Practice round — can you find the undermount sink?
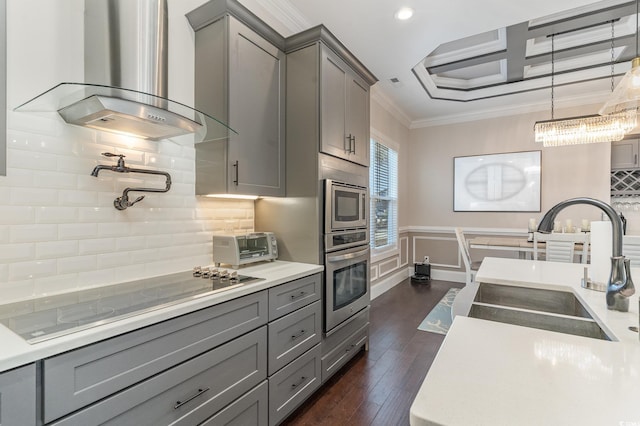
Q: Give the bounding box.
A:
[473,283,592,319]
[468,283,611,341]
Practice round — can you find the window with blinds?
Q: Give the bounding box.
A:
[369,138,398,252]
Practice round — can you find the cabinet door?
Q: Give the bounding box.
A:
[347,75,370,166]
[0,364,36,426]
[320,47,349,160]
[228,18,285,196]
[611,139,639,169]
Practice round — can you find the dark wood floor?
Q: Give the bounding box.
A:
[282,278,462,426]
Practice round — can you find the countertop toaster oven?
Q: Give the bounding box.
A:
[212,232,278,268]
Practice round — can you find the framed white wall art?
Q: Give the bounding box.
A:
[454,150,541,212]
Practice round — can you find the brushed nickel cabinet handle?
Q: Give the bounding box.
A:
[233,160,239,185]
[290,291,306,300]
[291,329,306,341]
[291,376,306,390]
[174,387,210,410]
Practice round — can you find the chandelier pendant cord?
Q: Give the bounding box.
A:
[611,20,615,94]
[551,34,555,120]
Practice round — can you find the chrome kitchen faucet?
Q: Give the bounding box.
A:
[91,152,172,210]
[537,197,635,312]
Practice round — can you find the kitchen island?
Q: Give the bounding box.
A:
[410,257,640,425]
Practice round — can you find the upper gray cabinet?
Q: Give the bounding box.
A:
[188,3,285,197]
[321,46,370,167]
[611,138,640,170]
[286,26,377,168]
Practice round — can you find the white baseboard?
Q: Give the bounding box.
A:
[431,269,466,283]
[370,268,410,300]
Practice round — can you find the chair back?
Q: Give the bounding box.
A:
[623,235,640,267]
[533,232,589,263]
[454,227,472,272]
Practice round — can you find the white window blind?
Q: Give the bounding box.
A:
[369,138,398,252]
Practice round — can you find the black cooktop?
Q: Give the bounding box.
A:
[0,270,263,344]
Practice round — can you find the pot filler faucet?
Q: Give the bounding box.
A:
[537,197,635,312]
[91,152,172,210]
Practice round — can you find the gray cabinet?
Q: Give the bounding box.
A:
[321,306,369,383]
[190,11,285,197]
[50,327,267,426]
[0,364,36,426]
[268,300,321,375]
[268,344,321,426]
[268,273,321,320]
[200,381,268,426]
[43,290,268,423]
[321,45,370,166]
[612,139,640,169]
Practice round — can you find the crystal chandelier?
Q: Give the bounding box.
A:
[535,24,636,147]
[534,111,637,147]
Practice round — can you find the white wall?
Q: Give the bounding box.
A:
[0,0,256,302]
[406,103,612,229]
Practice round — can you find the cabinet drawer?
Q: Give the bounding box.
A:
[322,306,369,356]
[268,300,321,375]
[322,322,368,383]
[269,344,321,426]
[201,381,268,426]
[51,327,267,426]
[0,363,36,426]
[43,290,268,423]
[268,273,321,320]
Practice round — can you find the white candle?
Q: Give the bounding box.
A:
[582,219,589,231]
[566,219,573,232]
[528,218,536,232]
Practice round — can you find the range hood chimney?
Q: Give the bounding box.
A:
[15,0,234,142]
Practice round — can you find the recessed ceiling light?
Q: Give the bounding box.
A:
[395,7,414,21]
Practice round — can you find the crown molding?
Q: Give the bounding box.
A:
[409,90,610,129]
[255,0,310,34]
[371,86,412,129]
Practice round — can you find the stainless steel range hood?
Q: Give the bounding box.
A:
[15,0,235,142]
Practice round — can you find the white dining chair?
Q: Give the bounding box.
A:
[623,235,640,267]
[454,228,483,286]
[533,232,590,263]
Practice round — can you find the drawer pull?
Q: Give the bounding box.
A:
[291,329,306,341]
[291,376,306,390]
[174,387,210,410]
[345,344,356,353]
[290,291,306,300]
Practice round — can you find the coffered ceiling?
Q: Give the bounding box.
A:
[263,0,638,127]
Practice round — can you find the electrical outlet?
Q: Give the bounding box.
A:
[423,256,430,264]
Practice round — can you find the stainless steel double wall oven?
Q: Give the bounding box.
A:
[323,179,370,332]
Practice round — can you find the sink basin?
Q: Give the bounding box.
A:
[468,304,610,340]
[468,283,612,341]
[474,283,592,319]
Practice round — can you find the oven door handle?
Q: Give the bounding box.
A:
[327,248,369,262]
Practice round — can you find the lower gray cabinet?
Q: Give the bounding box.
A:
[43,290,267,423]
[50,327,267,426]
[268,344,321,426]
[201,381,268,426]
[268,300,321,375]
[321,307,369,383]
[0,363,36,426]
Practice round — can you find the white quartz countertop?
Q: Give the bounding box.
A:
[0,261,323,372]
[410,257,640,426]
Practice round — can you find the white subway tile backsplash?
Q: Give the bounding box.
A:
[9,259,57,281]
[0,243,35,262]
[97,222,132,238]
[79,238,116,255]
[0,206,35,224]
[33,273,79,296]
[36,207,79,224]
[0,279,35,303]
[58,223,98,240]
[2,124,255,298]
[57,255,97,274]
[10,224,58,243]
[36,241,79,259]
[10,187,59,206]
[58,190,99,207]
[115,236,147,251]
[97,251,133,269]
[34,171,78,189]
[9,150,59,172]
